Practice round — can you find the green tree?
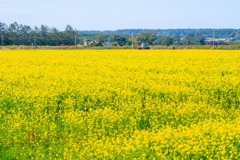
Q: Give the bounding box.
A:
[109,35,126,46]
[172,36,181,45]
[0,22,7,33]
[18,24,32,45]
[162,37,173,46]
[194,34,206,45]
[38,25,50,45]
[137,31,157,45]
[125,38,132,46]
[7,22,20,45]
[48,27,61,46]
[95,34,105,46]
[64,25,77,45]
[0,22,7,45]
[183,34,194,45]
[235,31,240,40]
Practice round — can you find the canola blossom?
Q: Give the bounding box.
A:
[0,50,239,159]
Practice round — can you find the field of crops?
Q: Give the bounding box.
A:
[0,50,239,159]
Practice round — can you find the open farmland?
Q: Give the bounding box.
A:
[0,50,240,159]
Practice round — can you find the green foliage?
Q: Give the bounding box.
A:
[109,34,126,46]
[182,34,206,45]
[95,34,105,46]
[1,21,240,47]
[135,31,157,45]
[1,22,77,46]
[161,37,173,46]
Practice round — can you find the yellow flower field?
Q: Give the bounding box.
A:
[0,50,239,159]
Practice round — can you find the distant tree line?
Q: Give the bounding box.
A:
[1,21,240,46]
[79,29,240,39]
[0,22,77,46]
[82,32,206,46]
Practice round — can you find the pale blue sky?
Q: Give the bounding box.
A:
[1,0,239,30]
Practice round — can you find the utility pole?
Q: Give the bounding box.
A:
[131,33,134,49]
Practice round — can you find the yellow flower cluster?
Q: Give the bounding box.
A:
[0,49,239,159]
